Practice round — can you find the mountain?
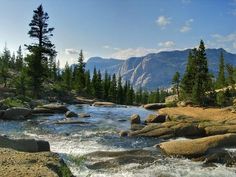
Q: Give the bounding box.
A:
[86,49,236,90]
[86,57,124,75]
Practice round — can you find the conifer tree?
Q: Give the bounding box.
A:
[76,50,86,93]
[15,46,24,71]
[216,52,226,89]
[181,51,196,97]
[117,76,123,104]
[25,5,56,97]
[192,40,211,105]
[84,70,92,95]
[172,71,180,99]
[226,63,235,89]
[62,62,72,91]
[103,71,110,100]
[109,74,117,102]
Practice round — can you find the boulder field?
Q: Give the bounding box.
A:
[125,108,236,165]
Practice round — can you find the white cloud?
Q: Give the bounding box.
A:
[65,48,79,55]
[111,47,159,59]
[155,16,171,29]
[111,45,178,59]
[180,19,194,33]
[210,32,236,52]
[233,42,236,49]
[103,45,110,49]
[158,41,175,48]
[212,33,236,42]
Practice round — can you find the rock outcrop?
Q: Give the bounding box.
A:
[143,103,166,110]
[33,103,68,114]
[92,102,116,107]
[145,114,167,123]
[130,114,141,124]
[0,148,73,177]
[0,107,31,120]
[158,133,236,158]
[0,135,50,152]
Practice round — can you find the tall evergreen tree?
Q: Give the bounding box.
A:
[103,71,110,101]
[192,40,211,105]
[181,51,196,97]
[25,5,56,97]
[76,50,86,93]
[62,62,72,91]
[226,63,235,88]
[109,74,117,102]
[172,71,180,99]
[117,76,123,104]
[15,46,24,71]
[216,52,226,89]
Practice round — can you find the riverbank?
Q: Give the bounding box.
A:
[0,148,73,177]
[158,107,236,121]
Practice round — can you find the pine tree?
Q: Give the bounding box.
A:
[192,40,211,105]
[84,70,91,95]
[14,68,28,96]
[172,71,180,99]
[25,5,56,97]
[0,46,11,87]
[109,74,117,102]
[181,51,196,97]
[15,46,24,71]
[226,63,235,89]
[216,51,226,89]
[62,62,72,91]
[155,88,160,102]
[92,68,98,97]
[117,76,123,104]
[76,50,86,93]
[103,71,110,101]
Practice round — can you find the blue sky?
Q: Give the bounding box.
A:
[0,0,236,66]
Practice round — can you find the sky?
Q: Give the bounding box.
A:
[0,0,236,67]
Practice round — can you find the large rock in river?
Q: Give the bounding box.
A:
[143,103,166,110]
[158,133,236,158]
[92,101,116,107]
[33,103,68,114]
[1,107,31,120]
[65,111,78,118]
[0,135,50,152]
[145,114,167,123]
[130,114,141,124]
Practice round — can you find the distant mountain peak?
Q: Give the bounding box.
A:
[86,48,236,90]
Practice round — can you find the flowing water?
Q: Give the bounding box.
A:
[0,104,236,177]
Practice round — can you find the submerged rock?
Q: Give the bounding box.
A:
[0,135,50,152]
[79,113,91,118]
[55,119,89,125]
[119,130,129,137]
[130,114,141,124]
[65,111,78,118]
[158,133,236,158]
[84,149,161,170]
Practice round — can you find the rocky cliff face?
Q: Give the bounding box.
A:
[86,48,236,90]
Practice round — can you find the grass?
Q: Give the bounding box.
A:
[1,97,25,107]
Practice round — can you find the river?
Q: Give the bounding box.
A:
[0,104,236,177]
